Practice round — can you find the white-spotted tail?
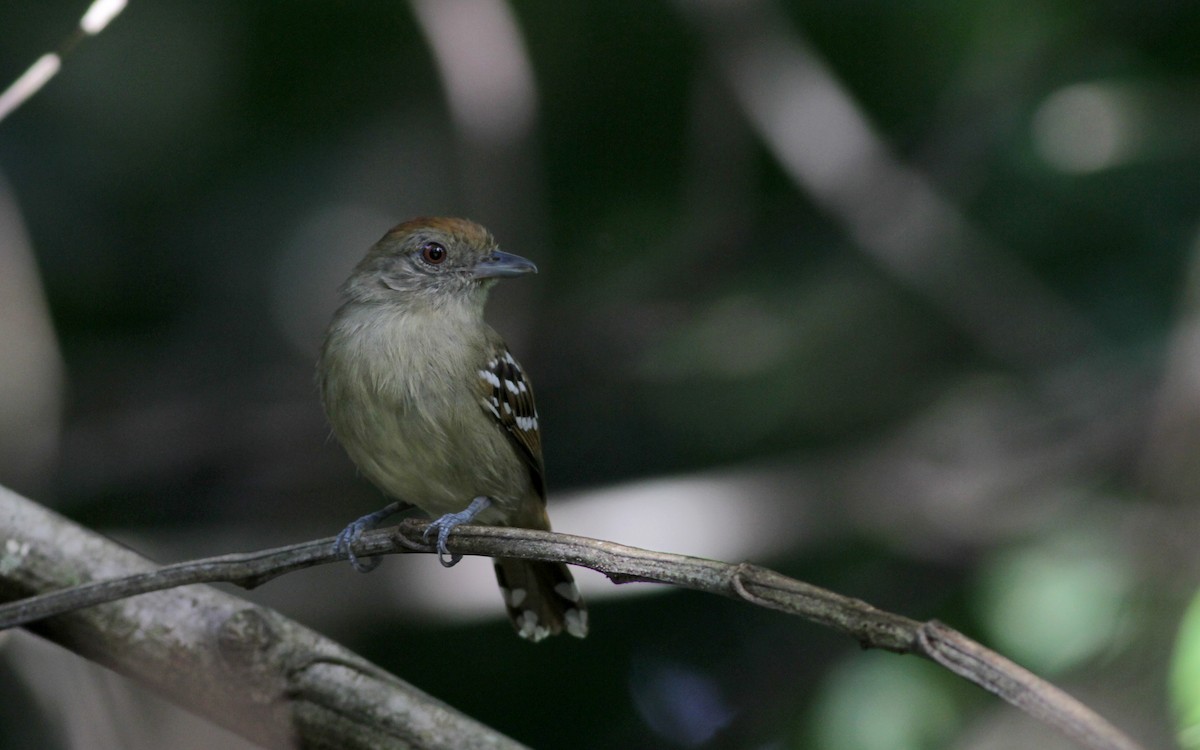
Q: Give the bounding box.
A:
[493,558,587,642]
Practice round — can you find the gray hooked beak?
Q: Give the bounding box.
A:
[472,250,538,279]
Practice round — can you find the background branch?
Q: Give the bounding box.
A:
[0,485,525,750]
[1,487,1145,750]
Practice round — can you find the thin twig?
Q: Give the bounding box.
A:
[0,0,128,124]
[0,535,339,629]
[0,519,1147,750]
[918,623,1144,750]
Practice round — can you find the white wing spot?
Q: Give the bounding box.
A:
[479,370,501,388]
[518,610,550,642]
[504,379,521,395]
[502,402,513,415]
[564,608,588,638]
[554,581,581,603]
[481,398,500,418]
[509,588,527,608]
[515,416,538,431]
[5,539,30,556]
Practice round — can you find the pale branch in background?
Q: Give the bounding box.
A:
[0,486,524,750]
[0,490,1145,750]
[0,0,127,124]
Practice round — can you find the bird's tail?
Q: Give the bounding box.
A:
[493,558,588,642]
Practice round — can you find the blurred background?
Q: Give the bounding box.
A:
[1,1,1199,748]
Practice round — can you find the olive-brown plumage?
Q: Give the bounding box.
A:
[318,217,586,641]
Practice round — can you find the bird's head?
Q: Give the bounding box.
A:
[341,217,537,310]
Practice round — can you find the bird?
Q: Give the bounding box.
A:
[317,216,587,642]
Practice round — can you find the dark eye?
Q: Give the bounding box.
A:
[420,241,447,265]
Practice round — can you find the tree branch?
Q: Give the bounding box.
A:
[1,495,1146,750]
[0,486,526,750]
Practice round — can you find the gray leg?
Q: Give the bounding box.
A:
[333,500,409,572]
[423,496,491,567]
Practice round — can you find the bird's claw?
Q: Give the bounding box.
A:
[333,501,407,573]
[422,521,463,567]
[334,520,383,572]
[423,496,491,568]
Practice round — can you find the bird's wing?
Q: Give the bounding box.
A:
[477,339,546,499]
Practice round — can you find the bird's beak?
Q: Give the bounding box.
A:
[472,250,538,279]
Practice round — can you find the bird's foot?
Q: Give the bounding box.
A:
[423,496,491,567]
[334,501,409,572]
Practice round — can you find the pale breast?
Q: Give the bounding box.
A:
[320,304,533,521]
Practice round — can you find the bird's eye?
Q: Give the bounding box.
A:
[420,242,447,265]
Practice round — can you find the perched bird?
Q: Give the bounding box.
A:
[318,217,587,642]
